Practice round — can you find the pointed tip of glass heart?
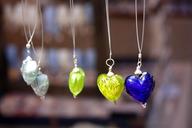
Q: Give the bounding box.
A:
[40,96,45,100]
[113,101,117,105]
[73,95,77,99]
[141,103,147,109]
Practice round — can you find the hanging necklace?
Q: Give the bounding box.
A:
[124,0,155,108]
[97,0,124,103]
[20,0,49,99]
[68,0,85,98]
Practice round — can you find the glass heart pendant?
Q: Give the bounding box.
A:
[20,56,38,85]
[68,67,85,98]
[125,72,155,108]
[31,71,49,99]
[97,71,124,103]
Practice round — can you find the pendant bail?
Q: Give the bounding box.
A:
[106,58,115,76]
[135,53,142,75]
[26,43,31,49]
[73,57,78,67]
[138,53,142,59]
[26,43,31,54]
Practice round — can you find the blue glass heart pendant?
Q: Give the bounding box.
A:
[126,0,155,108]
[125,72,155,108]
[125,53,155,108]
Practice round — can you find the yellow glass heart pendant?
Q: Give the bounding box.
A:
[97,71,124,102]
[68,67,85,98]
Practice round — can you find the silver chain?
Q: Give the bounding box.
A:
[69,0,77,67]
[105,0,112,59]
[135,0,146,54]
[21,0,38,54]
[134,0,146,75]
[21,0,44,66]
[105,0,114,69]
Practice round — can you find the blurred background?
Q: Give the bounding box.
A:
[0,0,192,128]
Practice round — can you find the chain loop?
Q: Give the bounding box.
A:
[106,58,115,68]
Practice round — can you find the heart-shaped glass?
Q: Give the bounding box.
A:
[97,74,124,102]
[125,72,155,106]
[20,56,38,85]
[68,67,85,98]
[31,72,49,99]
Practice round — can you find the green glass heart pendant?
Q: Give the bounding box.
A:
[20,56,38,85]
[68,67,85,98]
[97,72,124,102]
[31,71,49,99]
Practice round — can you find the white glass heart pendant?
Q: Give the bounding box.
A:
[31,72,49,99]
[20,56,38,85]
